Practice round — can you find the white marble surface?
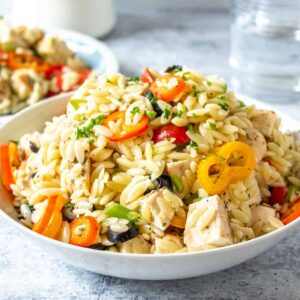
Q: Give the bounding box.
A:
[1,10,300,300]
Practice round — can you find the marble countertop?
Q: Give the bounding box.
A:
[1,10,300,300]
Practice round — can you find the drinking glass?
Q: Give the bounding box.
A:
[230,0,300,102]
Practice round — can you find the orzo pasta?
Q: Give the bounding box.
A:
[2,65,300,254]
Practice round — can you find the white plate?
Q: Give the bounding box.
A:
[0,93,299,280]
[0,27,119,124]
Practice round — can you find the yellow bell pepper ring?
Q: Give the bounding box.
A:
[217,141,256,182]
[197,154,233,195]
[197,141,256,195]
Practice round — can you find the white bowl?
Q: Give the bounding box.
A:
[0,94,299,280]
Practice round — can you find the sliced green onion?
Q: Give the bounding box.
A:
[183,196,203,205]
[170,174,184,193]
[104,203,140,222]
[182,72,191,81]
[70,99,87,110]
[146,111,157,120]
[286,184,299,202]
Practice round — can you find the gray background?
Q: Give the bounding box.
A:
[0,6,300,300]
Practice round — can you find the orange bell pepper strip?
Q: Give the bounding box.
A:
[7,52,49,73]
[140,68,155,84]
[0,143,21,191]
[33,194,69,238]
[103,111,149,141]
[70,216,100,247]
[150,74,186,102]
[32,196,57,234]
[281,199,300,225]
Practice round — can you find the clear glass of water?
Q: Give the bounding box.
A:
[230,0,300,102]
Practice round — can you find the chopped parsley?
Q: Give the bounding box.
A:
[239,100,246,108]
[174,110,183,117]
[191,85,205,97]
[209,122,216,130]
[223,83,227,93]
[76,115,105,139]
[146,111,157,120]
[70,99,87,110]
[190,140,198,148]
[182,72,191,81]
[206,81,212,86]
[218,95,226,101]
[163,107,171,119]
[64,202,74,209]
[126,76,139,83]
[130,106,140,115]
[106,78,113,84]
[218,102,229,111]
[187,124,194,133]
[144,90,157,105]
[165,65,183,74]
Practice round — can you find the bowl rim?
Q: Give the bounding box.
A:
[0,92,300,258]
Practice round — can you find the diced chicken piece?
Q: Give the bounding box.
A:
[154,234,184,254]
[245,172,262,206]
[184,195,233,250]
[118,236,151,254]
[166,160,191,178]
[140,188,183,231]
[252,111,277,138]
[251,205,276,226]
[239,128,267,163]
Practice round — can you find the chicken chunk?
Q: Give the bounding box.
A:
[252,111,277,138]
[140,188,183,231]
[154,234,184,254]
[118,236,151,254]
[251,205,276,226]
[184,195,233,250]
[239,127,267,163]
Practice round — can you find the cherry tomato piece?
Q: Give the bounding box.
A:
[270,186,288,205]
[152,124,190,145]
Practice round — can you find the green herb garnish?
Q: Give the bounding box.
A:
[174,110,183,117]
[144,90,157,105]
[218,102,229,111]
[207,81,212,86]
[131,107,140,115]
[76,115,105,139]
[223,83,227,93]
[64,202,74,209]
[187,124,194,133]
[126,76,139,83]
[209,122,216,130]
[189,140,198,148]
[70,99,87,110]
[239,100,246,108]
[191,85,205,97]
[163,108,171,119]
